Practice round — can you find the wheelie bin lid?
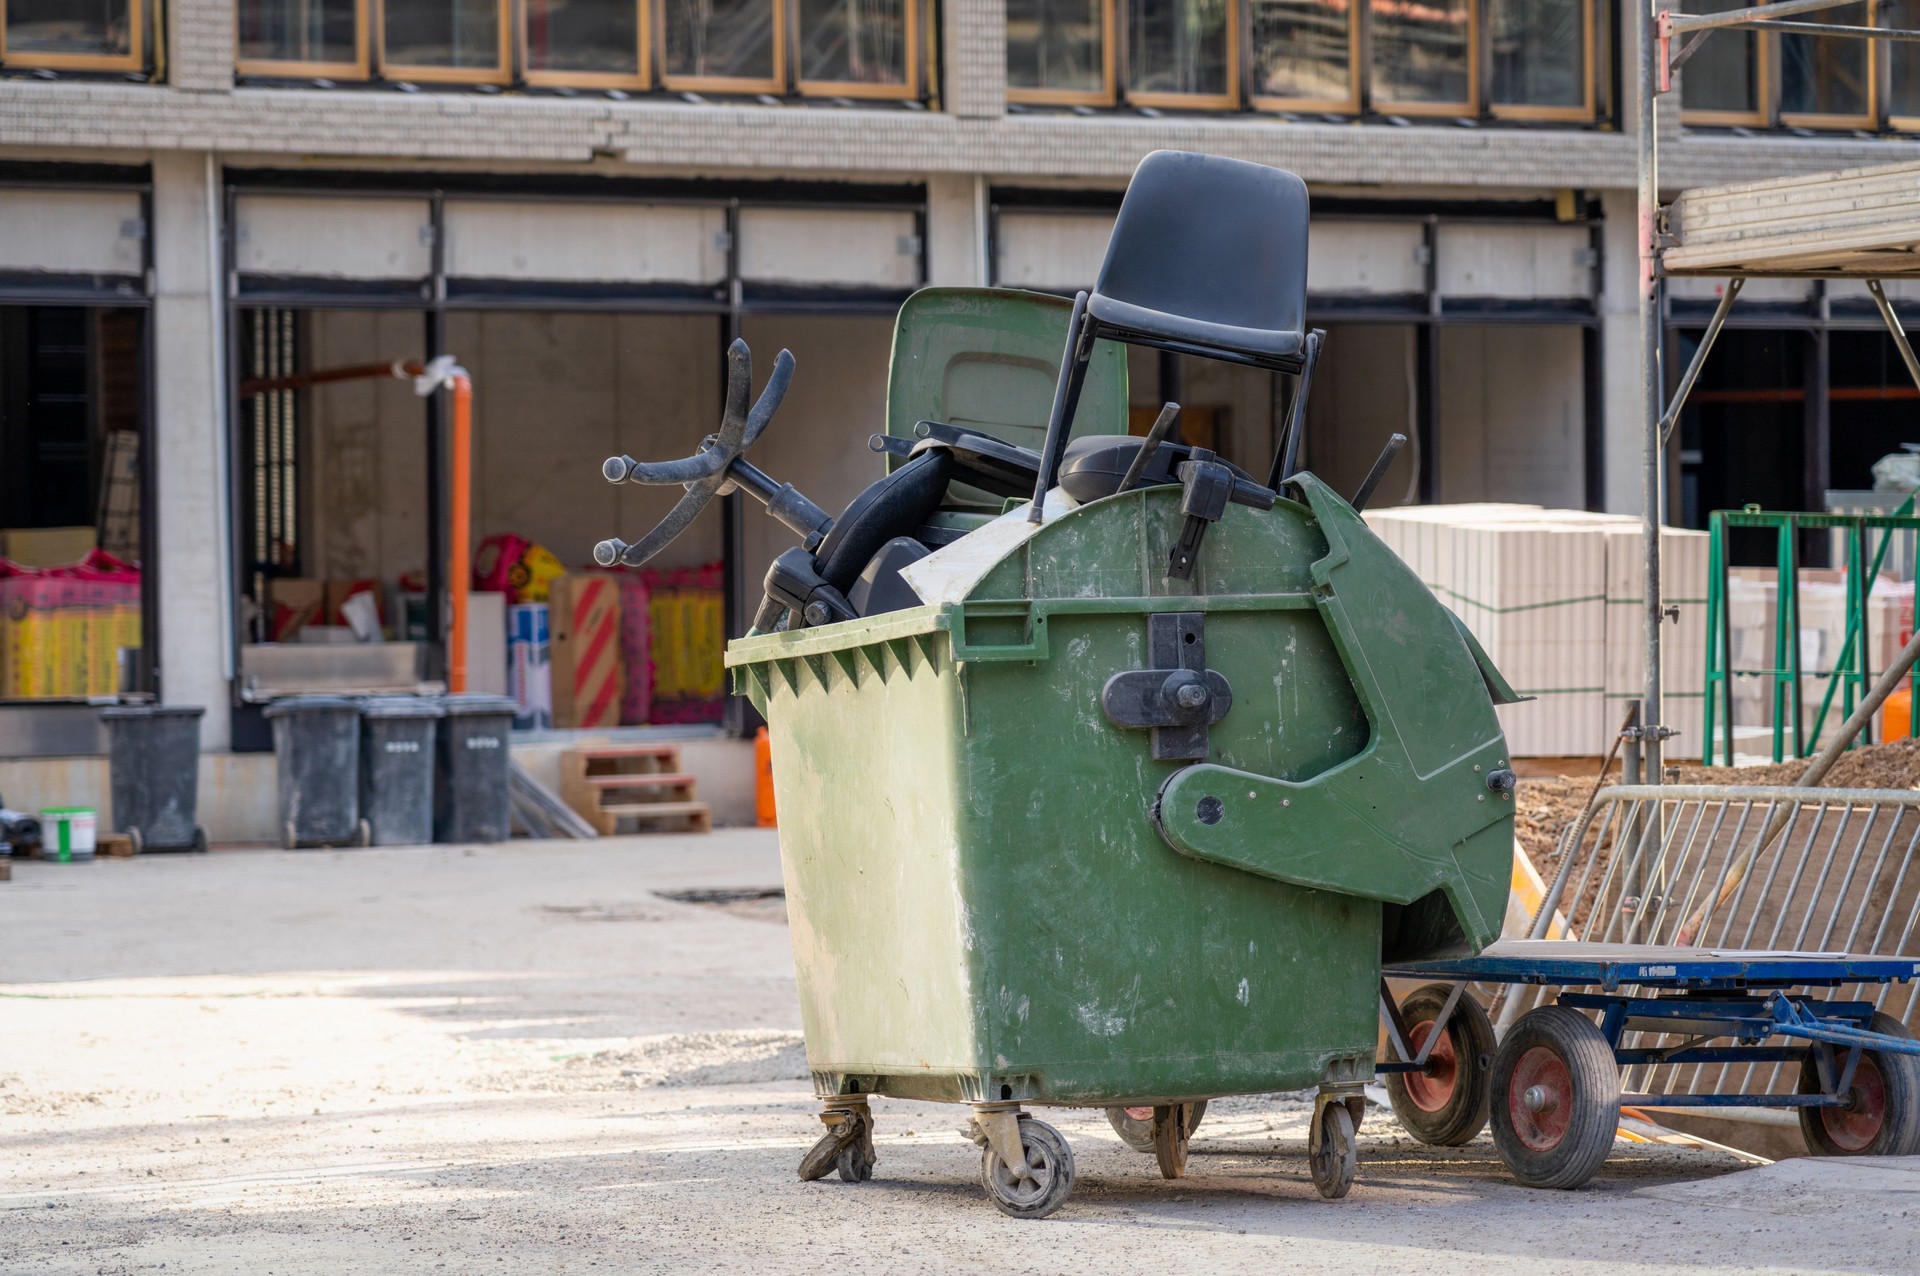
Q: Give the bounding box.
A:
[361,695,444,719]
[263,694,362,718]
[438,694,519,717]
[99,704,206,720]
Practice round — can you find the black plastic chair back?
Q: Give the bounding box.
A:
[1089,150,1309,371]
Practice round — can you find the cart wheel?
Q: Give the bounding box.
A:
[191,827,208,854]
[835,1135,876,1183]
[282,821,298,851]
[1489,1005,1620,1189]
[1798,1011,1920,1158]
[979,1116,1075,1219]
[1385,983,1496,1146]
[357,818,373,848]
[1152,1102,1203,1179]
[1106,1100,1206,1155]
[1309,1098,1358,1200]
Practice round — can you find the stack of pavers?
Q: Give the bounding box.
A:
[1365,505,1707,758]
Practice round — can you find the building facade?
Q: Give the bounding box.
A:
[3,0,1919,756]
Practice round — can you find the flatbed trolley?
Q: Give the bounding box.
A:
[1376,940,1920,1189]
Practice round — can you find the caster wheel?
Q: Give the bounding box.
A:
[979,1116,1075,1219]
[1798,1012,1920,1157]
[191,827,208,855]
[283,821,298,851]
[1385,983,1496,1146]
[1106,1099,1206,1155]
[1489,1005,1620,1189]
[1152,1102,1203,1179]
[1309,1098,1357,1200]
[127,828,144,857]
[835,1137,876,1182]
[357,818,373,848]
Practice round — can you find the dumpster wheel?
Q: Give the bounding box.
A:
[798,1098,875,1183]
[1151,1102,1203,1179]
[1384,983,1495,1147]
[1104,1100,1207,1156]
[1308,1092,1358,1200]
[976,1113,1075,1219]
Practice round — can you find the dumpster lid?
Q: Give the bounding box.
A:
[99,704,206,720]
[263,694,362,718]
[439,694,520,717]
[361,695,445,719]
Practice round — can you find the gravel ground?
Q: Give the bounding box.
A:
[2,834,1915,1275]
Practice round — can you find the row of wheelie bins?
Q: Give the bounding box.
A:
[264,694,517,849]
[101,695,516,852]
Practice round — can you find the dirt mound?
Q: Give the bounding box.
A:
[1515,736,1920,871]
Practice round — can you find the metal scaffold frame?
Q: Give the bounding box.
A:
[1638,0,1920,784]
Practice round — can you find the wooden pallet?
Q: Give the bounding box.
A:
[560,743,712,835]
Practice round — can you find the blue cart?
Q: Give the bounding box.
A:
[1376,939,1920,1188]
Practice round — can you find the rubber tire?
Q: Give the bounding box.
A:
[980,1116,1076,1220]
[1489,1005,1620,1190]
[191,827,208,854]
[1798,1011,1920,1158]
[1385,983,1496,1146]
[1309,1101,1358,1201]
[283,821,298,851]
[835,1137,876,1183]
[1152,1102,1202,1179]
[127,827,144,856]
[1105,1100,1207,1155]
[357,818,373,848]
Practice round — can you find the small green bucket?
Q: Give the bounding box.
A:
[40,807,97,863]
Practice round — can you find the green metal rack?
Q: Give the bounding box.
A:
[1703,501,1920,766]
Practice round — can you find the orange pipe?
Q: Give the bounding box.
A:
[448,373,472,695]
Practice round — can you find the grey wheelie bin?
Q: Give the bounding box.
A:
[434,694,516,844]
[359,697,442,846]
[264,695,368,849]
[100,704,207,853]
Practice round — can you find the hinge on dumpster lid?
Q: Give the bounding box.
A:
[1100,612,1233,760]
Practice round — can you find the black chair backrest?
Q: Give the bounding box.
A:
[1095,151,1309,344]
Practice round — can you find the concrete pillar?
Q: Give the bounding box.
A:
[1599,187,1642,515]
[925,173,989,287]
[168,0,236,93]
[151,152,233,749]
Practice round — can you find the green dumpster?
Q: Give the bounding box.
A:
[595,152,1518,1218]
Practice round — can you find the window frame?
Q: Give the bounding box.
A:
[1006,0,1118,107]
[1776,17,1877,131]
[1678,23,1778,129]
[234,0,371,79]
[1,0,147,73]
[1485,0,1595,123]
[1367,0,1479,118]
[793,0,922,100]
[520,0,649,89]
[376,0,513,84]
[1122,0,1241,110]
[1245,0,1361,115]
[658,0,788,95]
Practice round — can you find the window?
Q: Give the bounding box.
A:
[1779,3,1871,126]
[1371,0,1473,112]
[2,0,144,72]
[1008,0,1597,121]
[524,0,643,86]
[798,0,917,96]
[662,0,782,90]
[1890,0,1920,125]
[380,0,508,81]
[237,0,366,77]
[1127,0,1235,107]
[1248,0,1357,111]
[1488,0,1590,119]
[1007,0,1111,103]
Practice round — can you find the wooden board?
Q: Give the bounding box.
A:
[1664,160,1920,278]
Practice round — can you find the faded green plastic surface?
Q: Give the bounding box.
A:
[728,474,1513,1108]
[885,288,1129,507]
